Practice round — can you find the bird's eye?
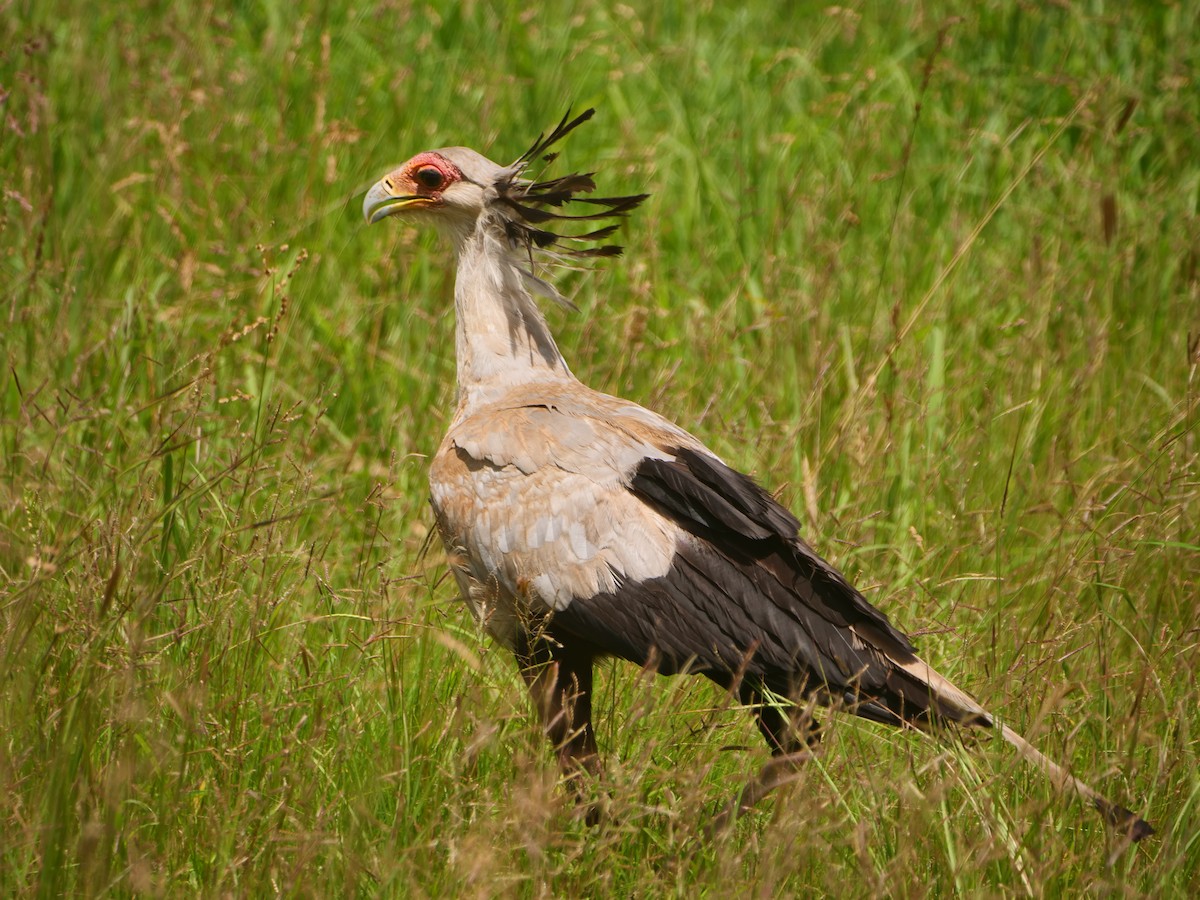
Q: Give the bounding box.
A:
[414,166,445,189]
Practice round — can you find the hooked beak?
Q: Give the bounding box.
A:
[362,178,433,224]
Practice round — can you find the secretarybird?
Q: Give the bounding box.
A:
[362,110,1152,841]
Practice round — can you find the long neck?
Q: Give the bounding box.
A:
[450,220,575,410]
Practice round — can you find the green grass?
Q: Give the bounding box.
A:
[3,0,1198,894]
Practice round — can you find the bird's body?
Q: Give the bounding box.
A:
[432,378,987,726]
[363,110,1152,840]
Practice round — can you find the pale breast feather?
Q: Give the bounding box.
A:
[428,402,682,634]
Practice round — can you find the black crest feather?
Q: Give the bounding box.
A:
[500,108,648,259]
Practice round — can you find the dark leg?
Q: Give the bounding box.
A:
[707,683,821,836]
[740,683,822,756]
[516,637,602,822]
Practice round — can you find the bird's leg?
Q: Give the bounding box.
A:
[516,637,602,822]
[745,684,823,755]
[708,685,820,836]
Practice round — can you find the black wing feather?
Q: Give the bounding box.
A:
[633,449,917,660]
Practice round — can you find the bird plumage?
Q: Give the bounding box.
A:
[363,110,1152,841]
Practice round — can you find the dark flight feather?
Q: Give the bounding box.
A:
[632,449,918,661]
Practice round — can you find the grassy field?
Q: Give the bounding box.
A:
[3,0,1198,894]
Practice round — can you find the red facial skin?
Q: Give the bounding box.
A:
[383,152,463,206]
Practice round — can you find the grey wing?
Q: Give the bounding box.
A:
[547,445,988,727]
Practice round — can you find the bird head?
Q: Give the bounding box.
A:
[362,147,508,236]
[362,109,648,260]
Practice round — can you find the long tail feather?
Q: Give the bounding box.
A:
[998,723,1154,841]
[893,654,1152,840]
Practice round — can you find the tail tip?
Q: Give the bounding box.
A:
[1128,816,1155,843]
[1101,800,1154,842]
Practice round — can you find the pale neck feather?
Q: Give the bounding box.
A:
[448,215,576,413]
